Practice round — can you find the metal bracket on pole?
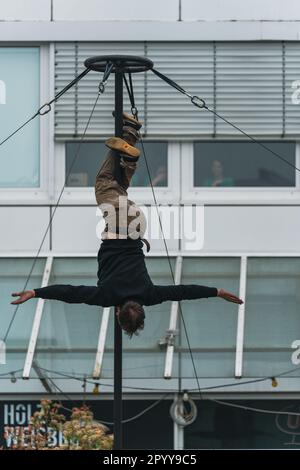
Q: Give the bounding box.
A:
[163,328,179,379]
[23,256,53,379]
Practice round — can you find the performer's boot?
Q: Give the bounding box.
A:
[105,137,140,159]
[112,111,143,130]
[112,111,142,145]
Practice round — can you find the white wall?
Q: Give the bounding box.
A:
[51,206,100,253]
[1,0,300,22]
[1,206,299,254]
[53,0,179,21]
[0,0,51,21]
[201,206,300,253]
[0,207,50,252]
[1,0,300,41]
[182,0,300,21]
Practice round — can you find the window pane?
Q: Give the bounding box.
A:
[0,48,40,188]
[185,400,300,449]
[244,258,300,377]
[66,141,168,188]
[194,141,295,187]
[0,259,45,353]
[132,142,168,187]
[180,258,240,377]
[35,352,97,377]
[37,258,101,349]
[35,258,102,375]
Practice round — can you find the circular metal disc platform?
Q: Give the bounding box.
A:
[84,55,154,73]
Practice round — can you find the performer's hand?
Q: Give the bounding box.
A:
[217,288,243,305]
[11,290,35,305]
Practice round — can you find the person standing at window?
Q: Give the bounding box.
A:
[203,159,235,187]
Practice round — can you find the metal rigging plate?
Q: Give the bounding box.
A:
[84,55,154,73]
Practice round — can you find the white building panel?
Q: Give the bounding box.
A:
[51,206,100,253]
[0,207,50,253]
[197,206,300,253]
[0,0,51,21]
[53,0,179,21]
[143,205,180,253]
[1,20,300,42]
[182,0,300,21]
[51,205,179,253]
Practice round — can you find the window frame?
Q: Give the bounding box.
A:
[55,140,181,205]
[181,140,300,205]
[0,44,51,204]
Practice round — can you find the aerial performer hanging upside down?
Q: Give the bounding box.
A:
[11,113,243,337]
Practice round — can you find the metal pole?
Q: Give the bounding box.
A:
[113,65,123,450]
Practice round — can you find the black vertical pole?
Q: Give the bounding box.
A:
[113,65,123,450]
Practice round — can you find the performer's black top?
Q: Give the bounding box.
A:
[34,239,218,307]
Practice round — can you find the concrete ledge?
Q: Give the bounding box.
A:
[0,20,300,42]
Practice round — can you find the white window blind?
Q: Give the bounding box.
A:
[215,42,283,135]
[54,41,300,139]
[146,42,214,136]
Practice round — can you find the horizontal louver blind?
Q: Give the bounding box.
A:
[215,42,283,135]
[146,42,214,136]
[285,43,300,135]
[55,41,300,139]
[55,43,76,137]
[55,42,145,138]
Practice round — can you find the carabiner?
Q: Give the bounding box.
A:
[99,81,108,94]
[38,103,52,115]
[131,106,138,117]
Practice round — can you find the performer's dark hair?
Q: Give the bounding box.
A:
[118,301,145,338]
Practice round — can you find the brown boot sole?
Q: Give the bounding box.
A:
[105,137,140,158]
[123,126,140,141]
[112,111,143,130]
[123,112,143,130]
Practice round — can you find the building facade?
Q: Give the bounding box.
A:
[0,0,300,449]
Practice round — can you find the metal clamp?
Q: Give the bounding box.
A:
[191,95,206,109]
[158,329,179,348]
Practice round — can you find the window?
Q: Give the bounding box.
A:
[194,141,296,188]
[65,141,168,188]
[185,400,300,449]
[180,258,241,377]
[55,42,300,139]
[36,258,103,375]
[0,48,40,188]
[243,257,300,376]
[3,255,300,389]
[0,258,44,373]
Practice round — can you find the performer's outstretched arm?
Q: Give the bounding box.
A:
[11,285,106,306]
[146,285,243,306]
